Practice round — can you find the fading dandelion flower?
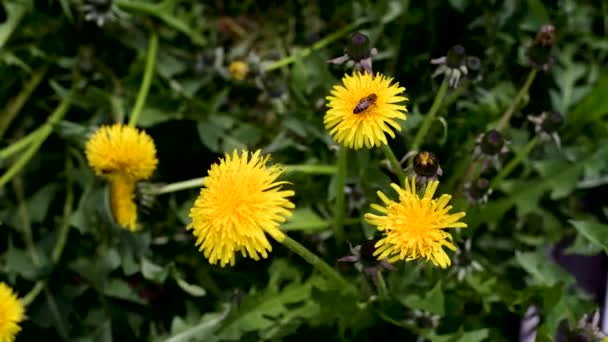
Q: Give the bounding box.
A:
[228,60,250,81]
[464,177,493,205]
[365,176,467,268]
[328,32,378,75]
[473,129,509,170]
[528,111,564,149]
[85,123,158,230]
[187,149,295,267]
[338,240,395,286]
[0,282,25,342]
[82,0,126,27]
[431,45,471,87]
[325,72,408,149]
[527,24,556,72]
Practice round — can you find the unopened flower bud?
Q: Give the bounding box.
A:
[413,151,440,177]
[346,32,371,62]
[469,178,490,200]
[527,24,556,71]
[446,45,466,68]
[480,130,505,156]
[540,111,564,133]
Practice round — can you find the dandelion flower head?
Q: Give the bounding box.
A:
[325,72,408,149]
[365,177,466,268]
[188,149,295,267]
[0,282,24,342]
[85,123,158,181]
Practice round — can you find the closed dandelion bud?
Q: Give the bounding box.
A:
[540,111,564,133]
[413,151,440,177]
[527,24,556,71]
[346,32,371,62]
[480,129,505,156]
[470,178,490,200]
[431,45,471,87]
[446,45,466,69]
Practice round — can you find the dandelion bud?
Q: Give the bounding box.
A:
[228,60,249,81]
[346,32,372,62]
[413,151,441,178]
[430,45,471,87]
[479,130,505,156]
[540,111,564,133]
[527,24,556,71]
[446,45,467,69]
[470,178,490,200]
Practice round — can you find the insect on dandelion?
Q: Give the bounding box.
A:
[85,123,158,230]
[0,282,25,342]
[365,176,467,268]
[187,149,295,267]
[325,71,408,149]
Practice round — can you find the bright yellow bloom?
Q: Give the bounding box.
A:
[0,283,24,342]
[365,177,466,268]
[85,123,158,230]
[324,72,408,149]
[229,61,249,81]
[188,149,295,267]
[85,123,158,181]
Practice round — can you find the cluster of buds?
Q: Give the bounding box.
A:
[431,45,482,87]
[527,24,556,72]
[328,32,378,75]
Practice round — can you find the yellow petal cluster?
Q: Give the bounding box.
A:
[0,282,24,342]
[325,72,408,149]
[365,177,467,268]
[85,123,158,230]
[188,149,295,267]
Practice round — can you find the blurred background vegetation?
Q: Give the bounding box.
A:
[1,0,608,341]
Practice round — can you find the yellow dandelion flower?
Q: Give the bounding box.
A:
[325,72,408,149]
[0,283,25,342]
[229,60,249,81]
[188,149,295,267]
[85,123,158,231]
[364,177,467,268]
[85,123,158,181]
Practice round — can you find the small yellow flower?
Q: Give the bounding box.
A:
[325,72,408,149]
[229,60,249,81]
[85,123,158,230]
[188,149,295,267]
[0,282,25,342]
[85,123,158,181]
[365,177,466,268]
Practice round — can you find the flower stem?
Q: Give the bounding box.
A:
[284,164,337,174]
[0,92,71,188]
[490,136,538,188]
[154,177,205,195]
[495,69,537,131]
[128,31,158,127]
[334,146,347,244]
[0,2,27,49]
[381,144,407,186]
[0,127,41,160]
[279,235,354,291]
[410,79,449,162]
[263,21,364,72]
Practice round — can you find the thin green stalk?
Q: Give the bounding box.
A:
[0,128,42,160]
[0,93,71,188]
[263,21,364,72]
[381,144,407,186]
[129,31,158,127]
[279,235,354,291]
[0,66,48,137]
[495,69,537,131]
[409,79,449,162]
[490,137,538,188]
[284,164,337,175]
[375,271,389,299]
[154,177,205,195]
[0,2,28,49]
[334,146,347,244]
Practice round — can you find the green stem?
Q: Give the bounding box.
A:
[490,137,538,188]
[263,21,364,72]
[154,177,205,195]
[0,2,28,49]
[0,66,48,137]
[284,164,337,175]
[279,235,353,291]
[409,79,449,161]
[128,31,158,127]
[381,144,407,186]
[0,93,71,188]
[0,127,41,160]
[495,69,537,131]
[334,146,347,244]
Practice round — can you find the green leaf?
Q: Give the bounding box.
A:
[568,71,608,133]
[281,208,328,232]
[515,251,574,286]
[398,281,445,315]
[141,258,169,284]
[570,219,608,253]
[103,278,146,304]
[429,328,489,342]
[28,183,59,223]
[162,306,230,342]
